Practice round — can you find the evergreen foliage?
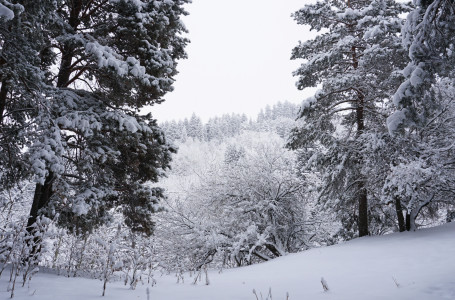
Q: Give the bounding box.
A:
[287,0,409,237]
[0,0,188,237]
[389,0,455,132]
[386,0,455,231]
[160,101,300,142]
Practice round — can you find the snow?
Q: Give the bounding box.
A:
[85,42,155,86]
[300,95,317,111]
[0,3,14,20]
[387,109,407,134]
[410,64,425,87]
[2,223,455,300]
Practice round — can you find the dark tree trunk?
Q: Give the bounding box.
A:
[56,45,74,88]
[265,243,283,258]
[26,172,55,255]
[405,213,411,231]
[352,39,369,237]
[356,94,368,237]
[358,181,369,237]
[356,117,368,237]
[26,0,82,254]
[0,80,8,125]
[395,197,406,232]
[57,0,81,87]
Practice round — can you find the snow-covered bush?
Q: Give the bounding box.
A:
[0,184,54,298]
[153,131,318,270]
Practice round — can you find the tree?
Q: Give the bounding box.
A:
[386,0,455,230]
[0,0,189,245]
[388,0,455,133]
[154,132,313,270]
[188,113,204,140]
[0,1,54,192]
[161,120,181,142]
[288,0,408,237]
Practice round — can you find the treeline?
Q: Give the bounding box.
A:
[161,101,299,141]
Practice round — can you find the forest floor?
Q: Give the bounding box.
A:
[1,222,454,300]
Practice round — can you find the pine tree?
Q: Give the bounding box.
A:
[386,0,455,231]
[288,0,408,237]
[388,0,455,133]
[0,1,57,190]
[1,0,189,244]
[188,113,204,140]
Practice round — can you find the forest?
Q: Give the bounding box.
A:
[0,0,454,299]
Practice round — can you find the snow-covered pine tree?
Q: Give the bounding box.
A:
[288,0,409,237]
[188,113,204,140]
[386,0,455,231]
[388,0,455,133]
[0,1,55,191]
[0,0,189,244]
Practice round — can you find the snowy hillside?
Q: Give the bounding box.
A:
[2,223,454,300]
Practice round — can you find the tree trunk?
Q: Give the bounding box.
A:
[405,194,434,231]
[405,213,411,231]
[26,172,55,255]
[26,0,82,254]
[358,181,369,237]
[355,94,368,237]
[265,243,284,258]
[395,196,406,232]
[352,37,369,237]
[27,172,55,229]
[406,208,420,232]
[26,40,72,251]
[406,210,418,231]
[56,45,74,88]
[0,80,8,125]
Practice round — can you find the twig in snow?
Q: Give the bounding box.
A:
[253,289,259,300]
[321,277,329,292]
[392,276,400,288]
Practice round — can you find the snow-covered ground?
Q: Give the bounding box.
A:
[2,223,454,300]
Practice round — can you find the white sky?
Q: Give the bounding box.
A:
[148,0,317,122]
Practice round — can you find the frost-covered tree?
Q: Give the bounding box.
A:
[0,1,54,191]
[162,103,299,143]
[383,80,455,231]
[288,0,409,237]
[187,113,204,140]
[387,2,455,227]
[385,0,455,231]
[155,132,314,270]
[388,0,455,132]
[0,0,188,242]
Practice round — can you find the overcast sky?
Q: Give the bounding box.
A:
[149,0,317,122]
